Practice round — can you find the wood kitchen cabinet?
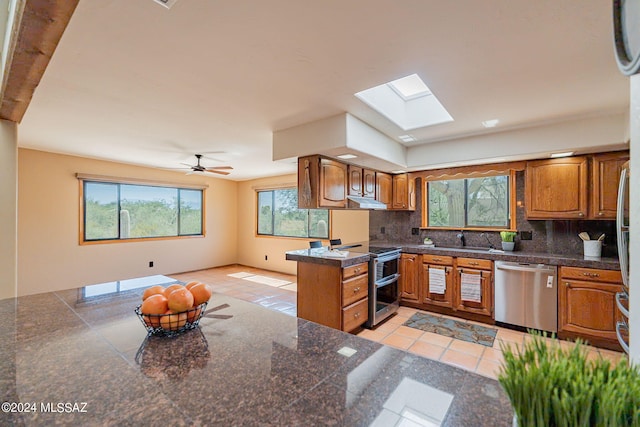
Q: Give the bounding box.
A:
[453,257,493,318]
[399,253,421,303]
[525,156,589,219]
[298,155,348,209]
[590,151,629,219]
[421,254,454,309]
[376,172,393,207]
[348,165,376,198]
[558,266,623,350]
[296,261,368,333]
[392,173,416,210]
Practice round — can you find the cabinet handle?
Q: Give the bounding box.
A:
[578,212,584,217]
[354,268,361,273]
[581,272,600,278]
[598,212,604,216]
[433,257,442,262]
[353,287,360,293]
[469,261,479,266]
[354,312,360,318]
[564,282,571,287]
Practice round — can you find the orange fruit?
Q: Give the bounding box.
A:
[186,306,203,323]
[189,283,212,306]
[168,288,194,312]
[185,281,200,290]
[142,285,165,301]
[140,294,169,315]
[160,311,187,331]
[163,284,186,298]
[143,314,161,328]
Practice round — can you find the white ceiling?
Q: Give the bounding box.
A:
[17,0,630,180]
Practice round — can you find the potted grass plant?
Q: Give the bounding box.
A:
[498,333,640,427]
[500,231,517,251]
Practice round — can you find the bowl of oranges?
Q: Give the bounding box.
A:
[135,281,212,337]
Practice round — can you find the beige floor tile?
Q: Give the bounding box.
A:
[448,339,485,358]
[394,325,424,340]
[440,349,479,371]
[417,331,453,348]
[598,348,627,364]
[396,306,419,317]
[496,328,525,344]
[385,313,408,325]
[373,321,401,334]
[475,359,502,380]
[481,347,504,364]
[408,341,446,361]
[356,328,389,342]
[381,334,415,350]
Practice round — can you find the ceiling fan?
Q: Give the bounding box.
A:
[179,154,233,176]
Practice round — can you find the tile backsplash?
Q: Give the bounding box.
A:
[369,171,618,258]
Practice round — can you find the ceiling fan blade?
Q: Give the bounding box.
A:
[205,166,233,170]
[203,169,230,176]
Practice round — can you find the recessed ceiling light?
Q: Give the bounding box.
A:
[398,135,416,142]
[152,0,179,9]
[482,119,500,128]
[337,154,358,160]
[550,151,574,158]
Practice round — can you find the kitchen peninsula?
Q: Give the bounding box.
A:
[0,285,513,426]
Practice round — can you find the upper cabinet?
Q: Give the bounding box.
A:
[392,173,416,211]
[376,172,393,206]
[298,155,348,209]
[525,156,589,219]
[590,152,629,219]
[348,165,376,198]
[525,151,629,220]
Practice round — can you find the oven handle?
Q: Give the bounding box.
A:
[375,252,401,264]
[375,273,400,288]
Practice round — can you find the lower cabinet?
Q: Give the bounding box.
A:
[399,253,421,303]
[297,261,369,333]
[454,257,493,318]
[421,255,454,309]
[558,266,623,350]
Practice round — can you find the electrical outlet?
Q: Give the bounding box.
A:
[411,228,419,235]
[520,231,532,240]
[149,261,154,267]
[265,255,268,261]
[381,226,386,234]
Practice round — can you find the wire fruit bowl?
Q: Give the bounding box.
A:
[135,302,208,337]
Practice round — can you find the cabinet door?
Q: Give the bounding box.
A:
[590,152,629,219]
[363,169,376,198]
[399,253,420,303]
[348,165,363,196]
[558,279,622,342]
[319,158,348,208]
[454,267,492,317]
[422,263,453,308]
[376,172,393,206]
[392,174,408,209]
[525,157,588,219]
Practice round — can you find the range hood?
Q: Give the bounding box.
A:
[346,195,387,210]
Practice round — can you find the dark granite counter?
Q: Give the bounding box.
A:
[286,247,370,267]
[0,285,513,426]
[394,243,620,271]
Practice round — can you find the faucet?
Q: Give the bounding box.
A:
[481,232,495,249]
[456,230,465,247]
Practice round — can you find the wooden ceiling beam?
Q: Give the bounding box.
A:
[0,0,79,123]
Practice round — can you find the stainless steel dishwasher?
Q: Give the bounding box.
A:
[494,261,558,332]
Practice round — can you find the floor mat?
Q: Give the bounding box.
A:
[403,312,497,347]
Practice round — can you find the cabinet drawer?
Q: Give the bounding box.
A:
[342,298,368,332]
[457,257,492,270]
[342,274,368,306]
[343,263,368,280]
[560,267,622,283]
[422,254,453,266]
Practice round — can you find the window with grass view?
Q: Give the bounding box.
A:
[257,188,329,238]
[427,174,510,228]
[83,181,203,241]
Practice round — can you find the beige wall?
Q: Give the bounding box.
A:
[0,120,17,299]
[236,174,369,275]
[17,149,238,296]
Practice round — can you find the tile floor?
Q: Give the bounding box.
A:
[170,264,626,380]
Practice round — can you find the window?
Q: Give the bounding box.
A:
[257,188,329,238]
[82,180,203,242]
[426,173,512,229]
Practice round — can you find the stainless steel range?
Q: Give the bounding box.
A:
[340,244,401,328]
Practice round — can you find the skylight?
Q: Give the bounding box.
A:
[355,74,453,131]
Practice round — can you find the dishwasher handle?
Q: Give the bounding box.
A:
[496,263,555,274]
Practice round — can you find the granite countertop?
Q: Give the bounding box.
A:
[286,247,370,267]
[391,243,620,271]
[1,285,513,426]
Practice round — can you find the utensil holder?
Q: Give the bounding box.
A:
[583,240,602,259]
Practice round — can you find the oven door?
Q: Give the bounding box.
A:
[374,253,399,282]
[369,273,400,326]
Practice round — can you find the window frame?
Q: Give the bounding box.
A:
[256,187,330,239]
[421,169,517,231]
[78,174,207,245]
